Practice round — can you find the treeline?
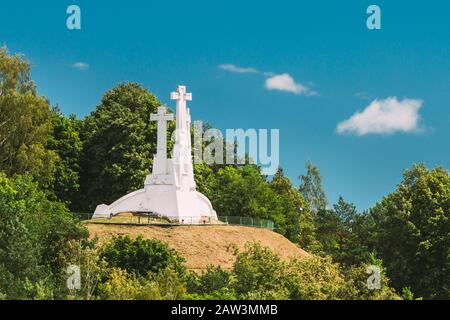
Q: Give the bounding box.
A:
[0,171,398,300]
[0,47,448,299]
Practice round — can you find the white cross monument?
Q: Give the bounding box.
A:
[93,85,218,223]
[150,106,173,175]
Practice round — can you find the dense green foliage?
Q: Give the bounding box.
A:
[370,165,449,299]
[0,47,57,188]
[76,83,166,211]
[299,162,328,214]
[0,47,448,300]
[98,267,186,300]
[101,235,185,277]
[309,164,449,299]
[315,197,373,265]
[270,168,318,250]
[47,108,83,206]
[187,243,399,300]
[96,237,187,300]
[0,173,88,299]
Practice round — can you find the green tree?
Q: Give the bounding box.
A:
[0,47,56,187]
[299,162,327,214]
[77,83,170,211]
[315,197,373,265]
[314,209,344,258]
[231,242,400,300]
[100,235,185,277]
[193,162,217,197]
[149,268,187,300]
[283,256,347,300]
[0,173,87,299]
[185,266,237,300]
[99,267,187,300]
[47,107,82,207]
[0,195,44,299]
[270,168,318,250]
[232,243,288,299]
[198,266,232,294]
[370,164,450,299]
[98,268,145,300]
[58,239,108,300]
[341,262,401,300]
[333,196,358,227]
[207,165,282,220]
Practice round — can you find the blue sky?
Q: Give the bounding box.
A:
[1,0,449,210]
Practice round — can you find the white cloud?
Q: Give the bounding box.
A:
[218,64,258,74]
[218,64,317,96]
[71,62,89,71]
[265,73,317,96]
[337,97,423,136]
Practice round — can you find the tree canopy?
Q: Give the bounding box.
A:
[370,164,449,299]
[76,83,167,211]
[0,47,56,188]
[299,162,328,214]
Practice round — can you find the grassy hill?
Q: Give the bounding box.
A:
[86,222,309,271]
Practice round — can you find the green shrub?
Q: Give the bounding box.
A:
[99,267,186,300]
[0,173,87,299]
[199,266,232,294]
[100,235,185,277]
[232,243,287,298]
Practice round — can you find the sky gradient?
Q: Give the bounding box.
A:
[1,0,449,210]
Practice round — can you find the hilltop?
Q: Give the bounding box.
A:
[86,223,309,271]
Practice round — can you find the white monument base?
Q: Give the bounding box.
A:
[92,185,217,224]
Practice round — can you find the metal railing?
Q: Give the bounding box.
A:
[218,216,274,230]
[84,215,171,225]
[71,212,275,230]
[73,213,213,225]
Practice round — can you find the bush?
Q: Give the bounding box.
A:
[199,266,232,294]
[341,264,401,300]
[232,243,288,299]
[99,268,144,300]
[100,235,185,277]
[230,242,401,300]
[283,256,347,300]
[0,173,88,299]
[186,266,237,300]
[99,267,186,300]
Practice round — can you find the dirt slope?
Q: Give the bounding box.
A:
[86,224,309,271]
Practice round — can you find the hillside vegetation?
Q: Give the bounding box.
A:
[86,223,309,271]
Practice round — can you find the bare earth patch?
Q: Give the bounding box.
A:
[86,223,309,271]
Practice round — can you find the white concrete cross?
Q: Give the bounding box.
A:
[170,85,192,152]
[170,85,192,102]
[150,106,174,161]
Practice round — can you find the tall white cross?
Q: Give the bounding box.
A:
[170,85,192,104]
[171,85,192,131]
[150,106,174,165]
